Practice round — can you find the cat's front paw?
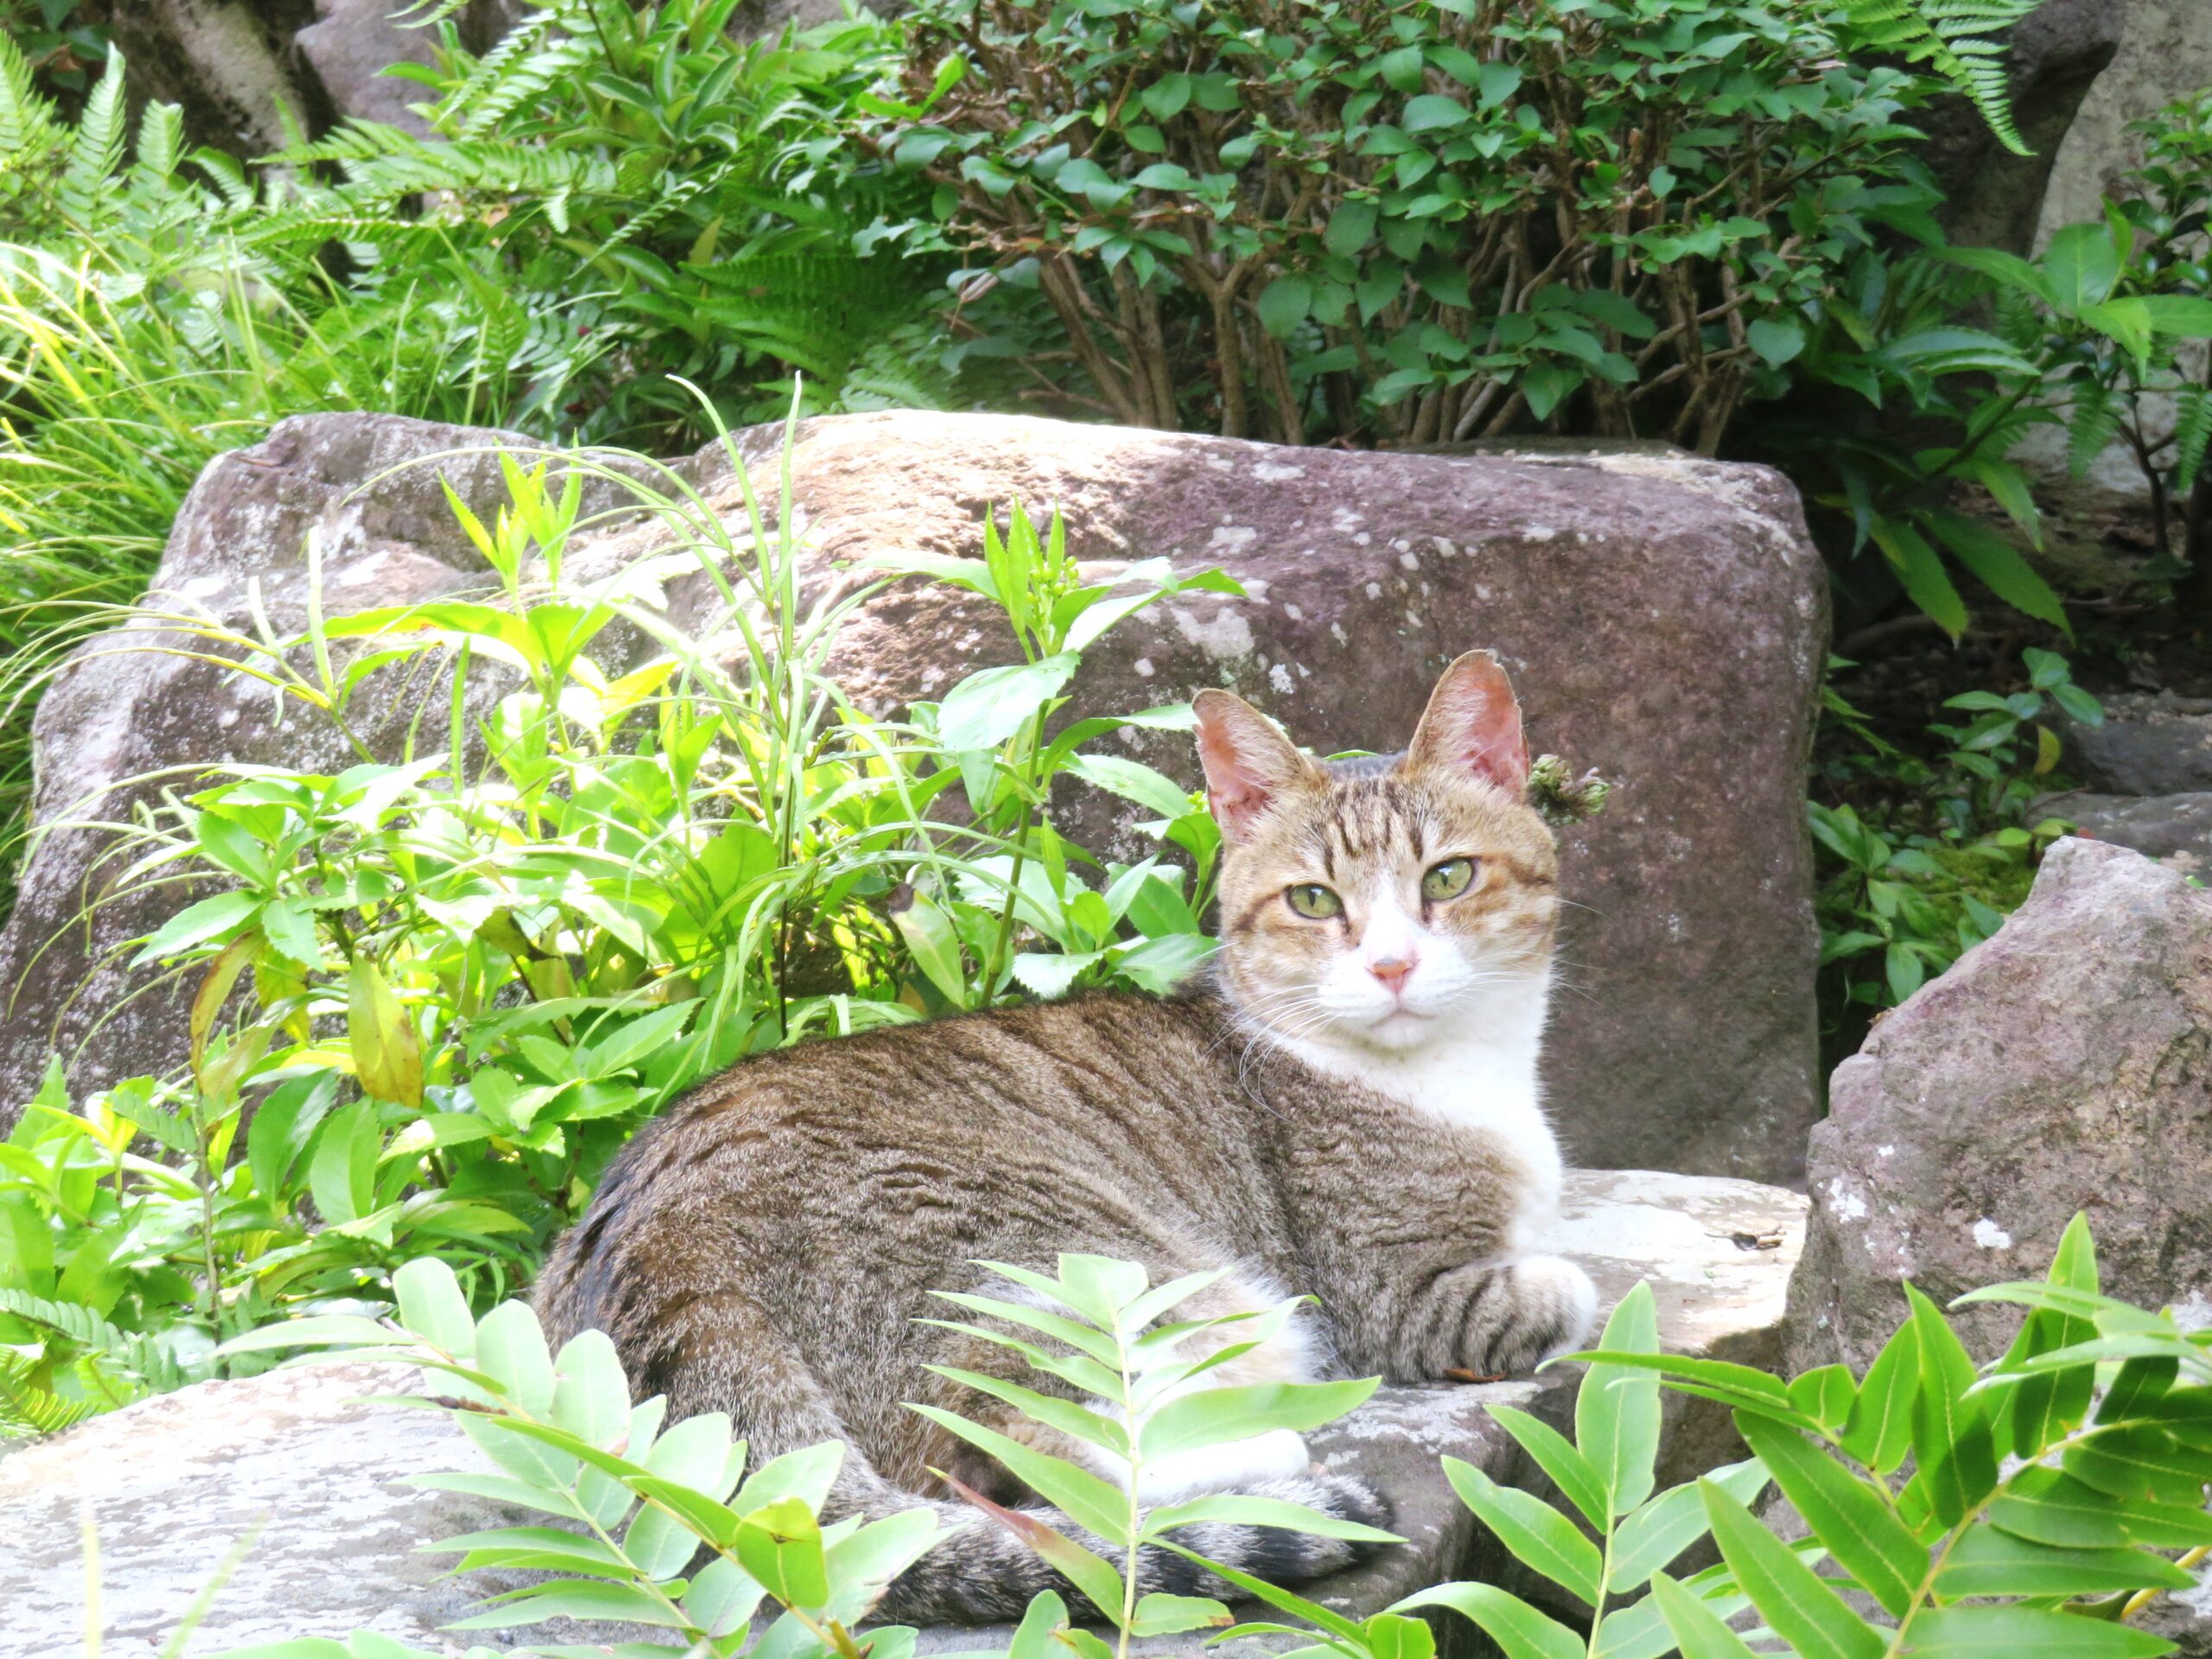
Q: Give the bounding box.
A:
[1457,1255,1598,1377]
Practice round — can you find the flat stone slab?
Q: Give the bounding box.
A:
[0,1170,1804,1658]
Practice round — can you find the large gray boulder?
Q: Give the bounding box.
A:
[0,409,1827,1182]
[2037,788,2212,875]
[0,1168,1806,1658]
[91,0,515,156]
[2063,693,2212,796]
[1785,837,2212,1373]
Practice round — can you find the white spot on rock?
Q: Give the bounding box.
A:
[1251,461,1305,483]
[1133,658,1154,678]
[1972,1218,2012,1250]
[1824,1177,1868,1224]
[1268,664,1295,695]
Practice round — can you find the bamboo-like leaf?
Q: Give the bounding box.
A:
[1700,1479,1884,1659]
[1578,1282,1662,1516]
[1733,1413,1923,1617]
[1443,1455,1605,1605]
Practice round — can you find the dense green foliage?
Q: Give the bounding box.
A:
[873,0,1947,449]
[1809,646,2101,1058]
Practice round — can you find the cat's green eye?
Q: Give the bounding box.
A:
[1422,857,1478,902]
[1285,883,1343,920]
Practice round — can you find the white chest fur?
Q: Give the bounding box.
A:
[1269,978,1562,1249]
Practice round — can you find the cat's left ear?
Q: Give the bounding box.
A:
[1404,649,1529,796]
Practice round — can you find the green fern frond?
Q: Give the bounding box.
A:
[2066,382,2120,479]
[1841,0,2040,156]
[130,101,186,200]
[453,29,594,141]
[0,1351,103,1438]
[0,29,59,158]
[2175,386,2212,494]
[58,46,128,230]
[0,1289,189,1394]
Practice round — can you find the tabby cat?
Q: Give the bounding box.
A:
[536,649,1598,1624]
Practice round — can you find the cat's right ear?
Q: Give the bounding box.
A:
[1193,690,1320,842]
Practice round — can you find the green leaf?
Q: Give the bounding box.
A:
[1733,1414,1922,1618]
[1701,1480,1883,1659]
[1442,1455,1604,1605]
[1325,200,1377,257]
[1936,1522,2195,1598]
[307,1099,378,1228]
[1390,1583,1580,1659]
[1578,1282,1662,1516]
[910,1406,1130,1540]
[1842,1317,1919,1472]
[131,889,259,964]
[937,653,1080,750]
[392,1257,475,1358]
[1610,1459,1768,1593]
[1143,1377,1377,1459]
[1142,1491,1401,1543]
[1403,94,1468,131]
[474,1301,556,1415]
[347,957,423,1109]
[1788,1365,1858,1433]
[1989,1466,2212,1548]
[1904,1605,2176,1659]
[1749,317,1804,365]
[550,1328,632,1448]
[890,890,968,1007]
[1872,518,1970,638]
[1649,1571,1761,1659]
[1132,1593,1232,1636]
[1907,1282,1998,1527]
[1477,61,1522,107]
[735,1495,831,1608]
[1486,1404,1608,1531]
[448,1579,690,1629]
[1918,509,2068,634]
[1257,276,1313,340]
[2043,224,2122,315]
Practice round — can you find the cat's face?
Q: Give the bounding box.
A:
[1195,652,1558,1056]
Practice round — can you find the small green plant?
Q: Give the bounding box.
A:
[924,1254,1399,1656]
[1810,648,2101,1056]
[1571,1216,2212,1659]
[213,1255,945,1659]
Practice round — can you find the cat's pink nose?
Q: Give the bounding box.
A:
[1369,956,1416,995]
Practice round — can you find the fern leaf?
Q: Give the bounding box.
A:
[130,101,186,201]
[59,47,128,230]
[0,30,59,158]
[0,1288,189,1394]
[1840,0,2040,156]
[2175,386,2212,494]
[2066,382,2120,479]
[0,1351,104,1438]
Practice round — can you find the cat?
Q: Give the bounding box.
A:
[534,648,1599,1624]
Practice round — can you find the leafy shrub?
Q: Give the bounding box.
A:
[1810,647,2101,1057]
[272,0,1038,442]
[0,410,1234,1426]
[1565,1215,2212,1659]
[1773,80,2212,635]
[868,0,1948,449]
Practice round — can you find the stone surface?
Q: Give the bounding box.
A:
[2035,0,2212,247]
[0,1168,1806,1659]
[2036,788,2212,875]
[83,0,514,156]
[1786,837,2212,1374]
[2063,692,2212,796]
[1922,0,2122,257]
[0,410,1827,1183]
